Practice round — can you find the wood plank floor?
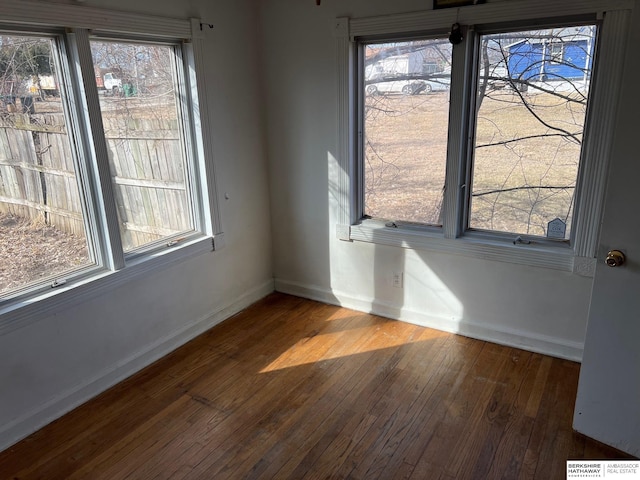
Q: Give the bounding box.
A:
[0,293,632,479]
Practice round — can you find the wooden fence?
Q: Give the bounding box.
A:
[0,111,191,249]
[0,113,85,235]
[103,116,191,249]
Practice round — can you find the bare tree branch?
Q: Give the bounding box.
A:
[477,132,580,148]
[472,185,575,197]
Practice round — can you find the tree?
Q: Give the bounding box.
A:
[471,26,594,237]
[362,26,596,239]
[0,36,53,97]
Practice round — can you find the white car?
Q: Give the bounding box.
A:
[366,75,450,95]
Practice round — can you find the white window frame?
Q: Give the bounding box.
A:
[0,1,222,333]
[548,40,565,64]
[333,0,632,274]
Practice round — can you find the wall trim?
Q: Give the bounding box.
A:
[0,279,275,453]
[274,278,583,362]
[0,0,191,39]
[349,0,633,38]
[350,221,578,272]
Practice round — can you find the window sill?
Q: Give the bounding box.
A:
[0,234,216,336]
[344,220,594,275]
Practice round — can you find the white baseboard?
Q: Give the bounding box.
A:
[274,278,583,362]
[0,279,275,453]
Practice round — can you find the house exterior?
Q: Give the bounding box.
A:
[507,27,595,82]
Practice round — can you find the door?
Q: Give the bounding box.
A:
[573,8,640,457]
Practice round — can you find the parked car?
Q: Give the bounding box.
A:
[366,75,450,96]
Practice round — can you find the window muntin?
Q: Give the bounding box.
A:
[90,40,195,252]
[362,38,452,226]
[469,26,596,240]
[0,33,94,296]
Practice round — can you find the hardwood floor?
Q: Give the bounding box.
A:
[0,293,631,479]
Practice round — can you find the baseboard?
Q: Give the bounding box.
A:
[274,279,583,362]
[0,279,275,453]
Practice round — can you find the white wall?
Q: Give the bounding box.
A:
[261,0,610,361]
[0,0,274,451]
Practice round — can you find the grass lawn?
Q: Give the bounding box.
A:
[364,89,586,238]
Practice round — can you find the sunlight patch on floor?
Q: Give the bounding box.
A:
[260,320,448,373]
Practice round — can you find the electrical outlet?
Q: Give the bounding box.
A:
[392,271,403,288]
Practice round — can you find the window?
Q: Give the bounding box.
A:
[548,41,564,64]
[362,38,452,226]
[337,2,630,270]
[359,24,596,241]
[0,12,216,309]
[0,33,94,296]
[90,40,196,252]
[469,27,596,240]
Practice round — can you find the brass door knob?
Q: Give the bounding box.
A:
[605,250,625,267]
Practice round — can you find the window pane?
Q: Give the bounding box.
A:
[363,39,452,225]
[0,34,92,296]
[470,26,596,239]
[90,40,194,252]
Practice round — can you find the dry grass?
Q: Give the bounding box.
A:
[0,212,90,296]
[365,92,449,225]
[364,90,586,237]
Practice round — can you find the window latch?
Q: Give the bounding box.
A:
[167,237,186,247]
